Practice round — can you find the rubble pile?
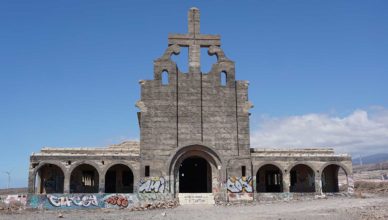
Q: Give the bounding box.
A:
[129,200,179,211]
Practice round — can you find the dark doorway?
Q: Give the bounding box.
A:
[256,165,283,192]
[179,157,211,193]
[104,164,134,193]
[70,164,99,193]
[322,164,347,193]
[35,164,64,194]
[105,171,116,193]
[290,164,315,192]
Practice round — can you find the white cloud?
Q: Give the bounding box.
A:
[250,107,388,156]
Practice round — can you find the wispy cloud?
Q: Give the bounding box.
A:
[250,106,388,156]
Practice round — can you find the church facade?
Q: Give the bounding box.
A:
[28,8,353,203]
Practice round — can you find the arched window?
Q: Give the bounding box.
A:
[220,71,227,86]
[35,164,64,194]
[290,164,315,192]
[256,164,283,193]
[161,70,169,85]
[70,164,99,193]
[322,164,348,193]
[105,164,134,193]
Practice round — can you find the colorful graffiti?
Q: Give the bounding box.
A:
[227,176,253,193]
[139,177,166,193]
[27,193,172,209]
[4,194,27,205]
[48,194,99,207]
[104,194,131,208]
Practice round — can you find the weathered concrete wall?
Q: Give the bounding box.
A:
[28,156,141,194]
[251,153,353,194]
[27,193,174,209]
[137,8,253,182]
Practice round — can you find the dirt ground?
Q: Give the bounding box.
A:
[1,194,387,220]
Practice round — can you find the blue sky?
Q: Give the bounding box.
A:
[1,1,387,188]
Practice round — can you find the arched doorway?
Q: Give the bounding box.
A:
[179,156,211,193]
[322,164,348,193]
[70,164,99,193]
[35,164,64,194]
[169,145,223,195]
[105,164,134,193]
[256,164,283,193]
[290,164,315,192]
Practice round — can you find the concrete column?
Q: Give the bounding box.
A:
[252,175,257,193]
[64,172,70,193]
[283,172,290,193]
[347,174,355,193]
[28,170,35,193]
[99,176,105,193]
[315,172,322,194]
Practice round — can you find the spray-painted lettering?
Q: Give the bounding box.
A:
[227,176,253,193]
[104,195,129,208]
[47,195,98,207]
[138,177,166,193]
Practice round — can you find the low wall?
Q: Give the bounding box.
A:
[256,193,318,201]
[27,193,173,209]
[1,191,353,210]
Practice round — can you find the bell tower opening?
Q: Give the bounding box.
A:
[179,156,211,193]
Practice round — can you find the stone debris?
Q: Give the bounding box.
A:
[0,201,24,211]
[128,200,179,211]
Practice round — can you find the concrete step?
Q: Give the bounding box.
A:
[178,193,215,205]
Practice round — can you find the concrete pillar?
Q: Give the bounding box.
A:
[283,172,290,192]
[315,172,322,194]
[253,175,257,193]
[28,170,35,193]
[64,172,70,193]
[347,174,354,193]
[99,175,105,193]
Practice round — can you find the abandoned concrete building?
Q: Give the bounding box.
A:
[28,8,353,203]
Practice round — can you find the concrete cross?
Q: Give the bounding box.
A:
[168,7,221,73]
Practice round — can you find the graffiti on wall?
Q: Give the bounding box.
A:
[4,194,27,205]
[27,193,172,209]
[227,176,253,193]
[103,194,138,208]
[138,177,166,193]
[47,194,99,207]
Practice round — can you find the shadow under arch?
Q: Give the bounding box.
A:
[69,162,100,193]
[288,163,316,193]
[320,163,350,193]
[255,163,284,193]
[103,163,134,193]
[319,162,351,176]
[254,162,285,177]
[33,162,66,194]
[167,144,224,195]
